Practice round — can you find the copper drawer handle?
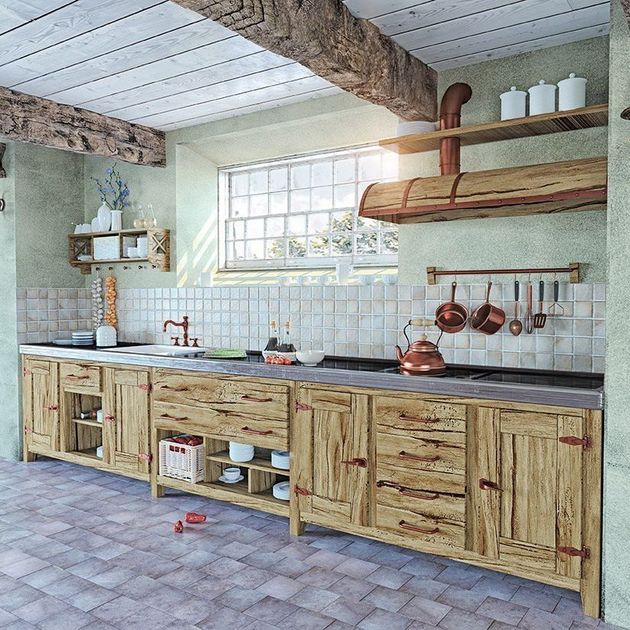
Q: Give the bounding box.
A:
[340,458,368,468]
[161,385,189,392]
[479,478,501,491]
[399,414,440,423]
[104,415,115,423]
[159,413,189,421]
[377,481,439,501]
[66,374,90,380]
[46,404,59,412]
[241,395,273,403]
[399,450,440,463]
[241,426,273,436]
[399,520,439,535]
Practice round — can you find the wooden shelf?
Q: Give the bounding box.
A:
[72,418,102,429]
[156,474,289,517]
[71,447,102,462]
[380,104,608,155]
[207,451,290,475]
[68,228,170,274]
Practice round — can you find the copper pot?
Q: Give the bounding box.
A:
[395,320,446,376]
[470,281,505,335]
[435,281,468,333]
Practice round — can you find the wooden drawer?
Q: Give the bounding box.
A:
[377,431,464,476]
[377,504,465,551]
[153,370,289,420]
[376,461,465,495]
[374,396,466,435]
[376,480,465,522]
[60,363,101,390]
[152,401,288,449]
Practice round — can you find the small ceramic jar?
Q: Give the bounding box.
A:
[558,73,587,111]
[528,80,557,115]
[500,86,527,120]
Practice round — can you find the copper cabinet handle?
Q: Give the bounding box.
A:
[398,450,440,463]
[46,404,59,411]
[398,520,439,535]
[241,426,272,436]
[66,374,90,380]
[376,481,439,501]
[398,414,440,423]
[479,478,501,491]
[104,415,115,423]
[159,413,189,421]
[241,395,273,403]
[340,458,368,468]
[161,385,189,392]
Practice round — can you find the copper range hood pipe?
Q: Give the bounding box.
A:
[439,82,472,176]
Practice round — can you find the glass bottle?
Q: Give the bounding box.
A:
[264,320,279,352]
[145,203,157,228]
[278,320,295,352]
[133,204,146,229]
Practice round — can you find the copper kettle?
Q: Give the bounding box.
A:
[395,319,446,376]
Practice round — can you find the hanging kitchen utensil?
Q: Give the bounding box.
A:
[525,282,534,334]
[548,280,565,317]
[395,319,446,376]
[534,280,547,328]
[470,282,505,335]
[508,280,522,336]
[435,281,468,333]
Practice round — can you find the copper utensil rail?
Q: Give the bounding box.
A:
[426,263,580,285]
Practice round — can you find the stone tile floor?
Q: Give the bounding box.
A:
[0,457,620,630]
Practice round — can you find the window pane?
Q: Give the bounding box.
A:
[357,215,379,230]
[245,218,264,237]
[311,186,332,211]
[288,214,306,236]
[249,194,268,216]
[311,160,333,186]
[269,167,288,191]
[232,173,248,196]
[334,184,355,209]
[290,189,309,213]
[356,232,378,254]
[308,212,329,234]
[228,220,244,240]
[331,234,352,255]
[266,217,284,237]
[291,164,310,189]
[231,197,248,217]
[267,238,285,258]
[382,230,399,253]
[246,239,265,259]
[309,235,329,256]
[287,237,307,258]
[249,169,268,194]
[234,241,245,260]
[269,192,287,214]
[331,211,353,231]
[358,154,381,181]
[334,158,354,183]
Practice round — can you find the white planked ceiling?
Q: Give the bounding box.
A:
[343,0,610,70]
[0,0,340,131]
[0,0,610,132]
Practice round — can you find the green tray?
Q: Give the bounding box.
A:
[204,348,247,360]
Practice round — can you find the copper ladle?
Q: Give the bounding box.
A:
[509,280,522,336]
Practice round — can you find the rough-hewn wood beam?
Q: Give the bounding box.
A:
[171,0,437,121]
[621,0,630,28]
[0,143,6,178]
[0,87,165,167]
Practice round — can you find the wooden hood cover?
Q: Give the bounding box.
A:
[359,156,607,224]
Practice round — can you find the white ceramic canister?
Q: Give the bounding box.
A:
[558,73,587,111]
[229,441,254,463]
[528,80,557,115]
[500,86,527,120]
[110,210,123,231]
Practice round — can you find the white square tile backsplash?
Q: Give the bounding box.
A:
[17,283,606,373]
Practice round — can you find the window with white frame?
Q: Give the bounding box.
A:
[219,146,399,270]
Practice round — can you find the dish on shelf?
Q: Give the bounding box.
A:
[218,474,244,484]
[53,339,73,346]
[272,481,290,501]
[271,450,290,470]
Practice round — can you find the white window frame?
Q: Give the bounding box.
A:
[218,145,399,271]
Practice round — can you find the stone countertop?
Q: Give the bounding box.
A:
[19,344,604,410]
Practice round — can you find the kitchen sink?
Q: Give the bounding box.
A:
[103,344,207,357]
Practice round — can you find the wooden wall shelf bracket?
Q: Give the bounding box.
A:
[426,263,580,285]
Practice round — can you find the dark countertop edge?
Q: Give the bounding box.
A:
[19,345,604,410]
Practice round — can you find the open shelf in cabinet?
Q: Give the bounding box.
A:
[68,228,170,274]
[206,450,289,475]
[72,417,102,429]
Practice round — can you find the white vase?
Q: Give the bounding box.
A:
[97,203,112,232]
[110,210,122,231]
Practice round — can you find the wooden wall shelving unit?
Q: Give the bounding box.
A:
[379,104,608,154]
[68,227,170,274]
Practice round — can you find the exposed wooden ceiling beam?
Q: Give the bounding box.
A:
[0,86,165,167]
[170,0,437,121]
[622,0,630,29]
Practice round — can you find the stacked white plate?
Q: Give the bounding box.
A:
[72,330,95,346]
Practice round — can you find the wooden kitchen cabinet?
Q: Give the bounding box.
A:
[102,367,151,479]
[467,404,602,617]
[22,358,59,458]
[291,385,372,533]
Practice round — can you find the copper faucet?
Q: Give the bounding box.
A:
[163,315,190,347]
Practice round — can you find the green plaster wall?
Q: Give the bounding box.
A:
[15,143,85,288]
[397,36,609,284]
[603,2,630,626]
[0,142,20,460]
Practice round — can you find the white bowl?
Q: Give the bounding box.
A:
[272,481,290,501]
[296,350,325,367]
[271,450,290,470]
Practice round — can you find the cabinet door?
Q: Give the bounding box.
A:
[468,407,584,580]
[293,388,371,527]
[23,359,59,452]
[103,368,151,475]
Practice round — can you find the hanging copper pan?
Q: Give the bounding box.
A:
[435,281,468,333]
[471,281,505,335]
